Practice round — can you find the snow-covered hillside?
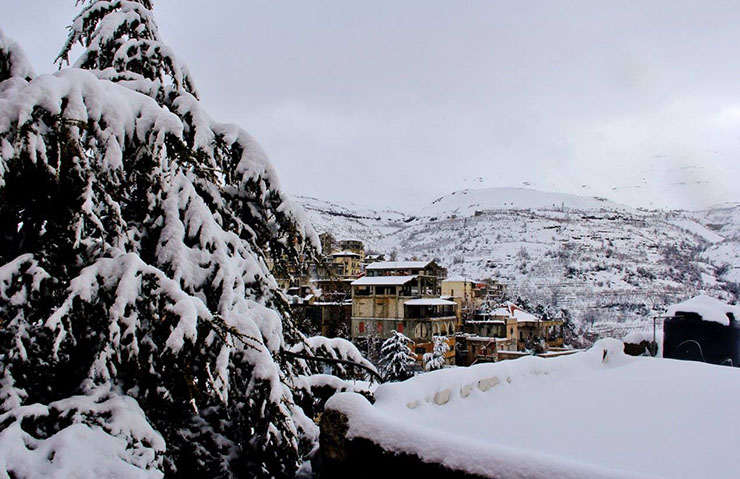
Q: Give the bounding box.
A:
[417,187,630,218]
[297,196,406,250]
[297,187,740,334]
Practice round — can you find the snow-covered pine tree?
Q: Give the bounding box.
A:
[378,330,416,382]
[56,0,198,103]
[0,2,322,477]
[423,335,449,371]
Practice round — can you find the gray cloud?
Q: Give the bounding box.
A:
[5,0,740,210]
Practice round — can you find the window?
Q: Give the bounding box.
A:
[397,323,404,333]
[358,322,365,333]
[415,323,428,338]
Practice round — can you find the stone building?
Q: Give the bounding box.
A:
[350,260,456,364]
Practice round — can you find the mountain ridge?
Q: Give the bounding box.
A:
[296,187,739,336]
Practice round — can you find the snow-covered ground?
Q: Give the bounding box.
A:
[327,340,740,479]
[417,187,631,218]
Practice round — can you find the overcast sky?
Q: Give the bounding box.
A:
[5,1,740,210]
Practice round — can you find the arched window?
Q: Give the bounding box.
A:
[415,323,428,339]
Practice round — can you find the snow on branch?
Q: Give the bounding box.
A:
[56,0,197,98]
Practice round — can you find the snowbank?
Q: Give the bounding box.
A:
[665,295,740,325]
[325,339,740,478]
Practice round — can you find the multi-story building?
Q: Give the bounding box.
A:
[441,276,487,324]
[319,232,337,255]
[339,239,365,260]
[350,260,456,364]
[459,302,564,364]
[330,251,363,279]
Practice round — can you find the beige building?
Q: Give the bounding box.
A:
[350,264,456,364]
[330,251,362,279]
[460,302,564,364]
[319,232,337,255]
[339,239,365,260]
[441,276,483,324]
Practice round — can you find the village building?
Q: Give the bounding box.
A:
[458,301,564,364]
[350,260,455,364]
[441,276,487,324]
[319,232,337,255]
[329,251,363,279]
[363,253,385,265]
[339,239,365,259]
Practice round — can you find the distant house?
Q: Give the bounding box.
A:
[330,251,363,279]
[350,264,456,364]
[441,276,486,323]
[364,253,385,264]
[364,260,446,292]
[365,261,447,284]
[339,239,364,258]
[319,232,337,255]
[459,301,563,364]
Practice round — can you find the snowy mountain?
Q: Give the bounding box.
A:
[417,187,630,218]
[296,187,740,335]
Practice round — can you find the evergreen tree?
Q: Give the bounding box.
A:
[378,331,416,382]
[0,1,324,476]
[423,336,449,371]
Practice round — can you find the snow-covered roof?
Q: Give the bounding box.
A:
[666,295,740,326]
[466,336,511,342]
[442,275,475,283]
[512,309,540,323]
[404,298,456,306]
[365,261,434,270]
[489,307,513,317]
[352,276,417,286]
[484,302,542,322]
[331,250,361,257]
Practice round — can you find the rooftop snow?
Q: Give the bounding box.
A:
[365,261,433,270]
[351,276,417,286]
[441,275,475,283]
[326,339,740,479]
[485,302,542,322]
[331,250,361,257]
[665,295,740,325]
[404,298,456,306]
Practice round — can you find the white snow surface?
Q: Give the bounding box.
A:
[351,275,417,286]
[665,295,740,325]
[404,298,456,306]
[291,336,377,375]
[0,28,35,81]
[326,339,740,479]
[417,187,631,218]
[666,218,724,243]
[365,260,434,270]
